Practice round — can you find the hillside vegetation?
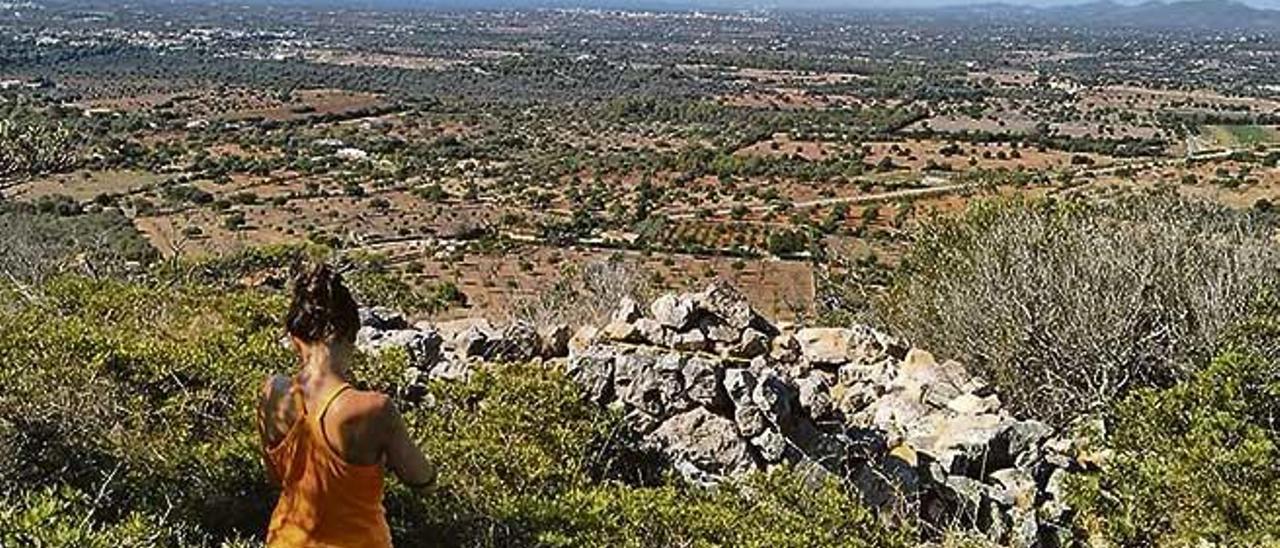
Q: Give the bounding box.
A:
[1067,309,1280,546]
[0,275,902,547]
[881,193,1280,423]
[3,194,1280,546]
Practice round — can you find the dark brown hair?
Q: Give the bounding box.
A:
[286,262,360,344]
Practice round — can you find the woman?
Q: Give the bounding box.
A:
[257,263,436,547]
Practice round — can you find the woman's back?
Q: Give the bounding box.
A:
[262,378,393,547]
[259,263,436,547]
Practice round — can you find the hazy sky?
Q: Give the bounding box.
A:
[366,0,1280,11]
[749,0,1280,8]
[605,0,1280,8]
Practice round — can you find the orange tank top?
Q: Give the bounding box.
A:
[266,383,393,547]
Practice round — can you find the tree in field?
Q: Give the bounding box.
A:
[0,119,76,179]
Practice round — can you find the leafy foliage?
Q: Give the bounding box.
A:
[0,275,904,547]
[528,472,911,548]
[878,193,1280,423]
[0,203,157,284]
[0,276,288,544]
[1068,312,1280,546]
[0,118,77,178]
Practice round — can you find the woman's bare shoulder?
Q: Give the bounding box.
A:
[340,387,394,420]
[258,374,300,448]
[321,387,399,464]
[260,374,294,407]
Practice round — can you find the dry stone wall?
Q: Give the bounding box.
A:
[356,280,1094,547]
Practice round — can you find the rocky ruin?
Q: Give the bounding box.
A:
[357,280,1093,547]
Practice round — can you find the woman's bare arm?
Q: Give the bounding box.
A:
[256,376,287,486]
[381,400,437,492]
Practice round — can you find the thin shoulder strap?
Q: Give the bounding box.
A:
[317,383,352,422]
[288,381,306,416]
[314,383,352,458]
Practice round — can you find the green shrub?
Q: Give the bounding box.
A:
[0,118,77,179]
[0,276,289,543]
[529,471,910,548]
[34,193,84,216]
[381,361,622,545]
[223,211,247,231]
[164,184,214,205]
[878,193,1280,423]
[0,485,244,546]
[1068,315,1280,545]
[165,242,326,285]
[347,266,465,315]
[1,275,911,547]
[0,204,157,284]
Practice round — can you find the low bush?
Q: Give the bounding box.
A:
[1068,311,1280,546]
[0,204,156,285]
[878,192,1280,423]
[528,471,910,548]
[0,275,906,547]
[508,256,655,328]
[0,276,287,544]
[0,118,77,178]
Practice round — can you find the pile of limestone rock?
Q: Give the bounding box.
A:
[356,280,1093,547]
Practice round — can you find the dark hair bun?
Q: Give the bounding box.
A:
[286,263,360,343]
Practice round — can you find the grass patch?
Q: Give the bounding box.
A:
[1203,124,1279,147]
